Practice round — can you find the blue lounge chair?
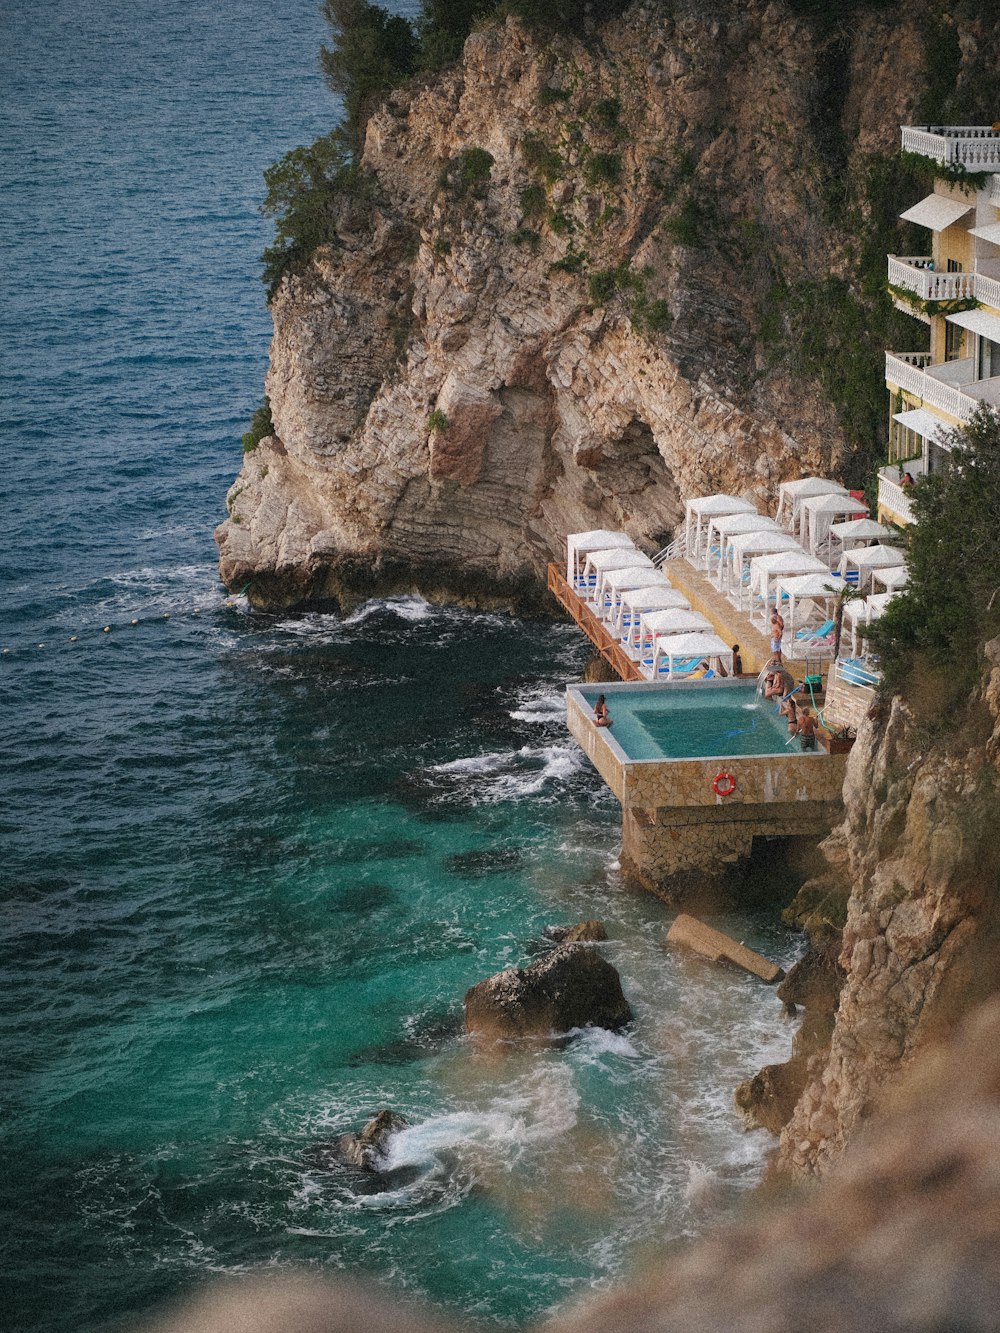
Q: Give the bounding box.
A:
[796,618,835,642]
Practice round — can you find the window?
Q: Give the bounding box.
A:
[978,335,1000,380]
[946,320,965,361]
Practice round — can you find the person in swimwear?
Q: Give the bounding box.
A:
[593,694,612,727]
[779,693,798,734]
[797,704,819,750]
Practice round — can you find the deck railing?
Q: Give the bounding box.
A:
[901,125,1000,168]
[546,564,643,682]
[885,352,977,422]
[653,533,686,565]
[976,273,1000,311]
[887,256,977,302]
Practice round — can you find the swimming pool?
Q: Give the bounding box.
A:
[579,684,792,762]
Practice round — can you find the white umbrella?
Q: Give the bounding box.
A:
[708,514,781,583]
[600,565,669,622]
[871,565,909,593]
[639,608,713,655]
[747,550,826,619]
[774,572,849,653]
[724,531,801,593]
[591,551,656,607]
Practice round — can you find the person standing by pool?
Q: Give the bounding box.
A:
[779,693,798,735]
[593,695,612,727]
[731,644,743,675]
[797,704,818,750]
[769,608,785,660]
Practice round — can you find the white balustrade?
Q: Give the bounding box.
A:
[976,272,1000,310]
[887,256,976,301]
[885,352,976,423]
[877,475,915,525]
[990,175,1000,207]
[901,126,1000,168]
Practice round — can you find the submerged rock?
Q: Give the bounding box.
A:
[464,942,632,1039]
[337,1109,409,1171]
[544,920,608,944]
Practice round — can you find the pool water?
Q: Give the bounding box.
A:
[582,687,792,762]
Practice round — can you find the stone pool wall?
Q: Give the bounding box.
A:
[566,686,847,899]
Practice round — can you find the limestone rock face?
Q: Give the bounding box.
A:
[216,2,937,611]
[464,942,632,1039]
[543,920,608,944]
[773,657,1000,1177]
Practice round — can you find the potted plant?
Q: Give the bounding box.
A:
[819,724,856,755]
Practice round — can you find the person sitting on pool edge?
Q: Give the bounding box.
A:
[796,703,819,750]
[593,694,612,727]
[763,663,785,700]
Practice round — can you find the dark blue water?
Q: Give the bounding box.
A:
[2,4,801,1330]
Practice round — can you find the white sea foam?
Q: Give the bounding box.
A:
[424,742,586,804]
[682,1161,723,1207]
[508,684,566,725]
[566,1026,642,1061]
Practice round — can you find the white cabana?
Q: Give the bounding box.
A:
[592,550,656,607]
[839,544,905,594]
[647,631,734,680]
[722,531,801,594]
[827,518,897,555]
[615,585,691,643]
[747,550,827,621]
[684,495,757,565]
[773,572,849,656]
[580,546,646,602]
[802,492,868,555]
[707,514,782,583]
[566,530,634,586]
[637,607,714,659]
[843,598,871,658]
[775,478,848,533]
[871,565,909,594]
[600,565,669,622]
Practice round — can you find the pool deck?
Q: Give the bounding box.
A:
[565,680,847,900]
[548,559,820,686]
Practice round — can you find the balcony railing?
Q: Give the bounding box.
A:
[885,352,976,422]
[991,176,1000,207]
[877,472,915,526]
[901,125,1000,169]
[887,256,977,302]
[977,273,1000,310]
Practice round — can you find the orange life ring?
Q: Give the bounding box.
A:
[712,770,737,798]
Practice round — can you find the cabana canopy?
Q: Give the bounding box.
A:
[566,530,634,582]
[773,572,849,653]
[591,550,655,605]
[685,495,757,563]
[803,492,868,554]
[600,566,669,620]
[649,631,734,678]
[747,550,827,618]
[615,585,691,639]
[723,531,801,591]
[839,544,904,593]
[871,565,909,593]
[640,607,713,645]
[776,478,847,531]
[828,518,896,550]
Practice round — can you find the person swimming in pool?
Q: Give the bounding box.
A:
[593,694,612,727]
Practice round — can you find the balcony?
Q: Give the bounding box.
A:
[887,256,977,303]
[883,351,1000,422]
[901,125,1000,169]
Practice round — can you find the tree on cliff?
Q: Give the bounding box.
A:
[871,406,1000,702]
[321,0,419,151]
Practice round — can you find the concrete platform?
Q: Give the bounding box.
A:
[666,913,784,983]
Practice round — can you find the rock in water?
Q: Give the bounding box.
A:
[337,1109,409,1170]
[464,943,632,1039]
[544,920,609,944]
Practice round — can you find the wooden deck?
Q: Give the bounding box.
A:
[547,558,827,688]
[547,564,644,681]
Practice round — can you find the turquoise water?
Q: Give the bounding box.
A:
[581,687,791,761]
[3,3,803,1329]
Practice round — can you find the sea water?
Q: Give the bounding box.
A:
[2,3,802,1330]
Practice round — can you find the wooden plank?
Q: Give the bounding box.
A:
[547,564,643,682]
[666,912,784,984]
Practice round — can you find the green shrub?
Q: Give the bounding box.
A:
[549,249,585,275]
[643,298,672,332]
[511,227,541,252]
[588,268,616,302]
[519,183,546,219]
[427,409,450,433]
[320,0,418,150]
[548,209,573,235]
[584,151,622,188]
[870,408,1000,700]
[260,131,371,298]
[522,135,563,183]
[594,96,621,129]
[241,398,274,453]
[663,195,704,246]
[539,85,571,106]
[432,235,452,256]
[439,146,495,199]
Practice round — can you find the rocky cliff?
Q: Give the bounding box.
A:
[770,644,1000,1177]
[217,0,937,612]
